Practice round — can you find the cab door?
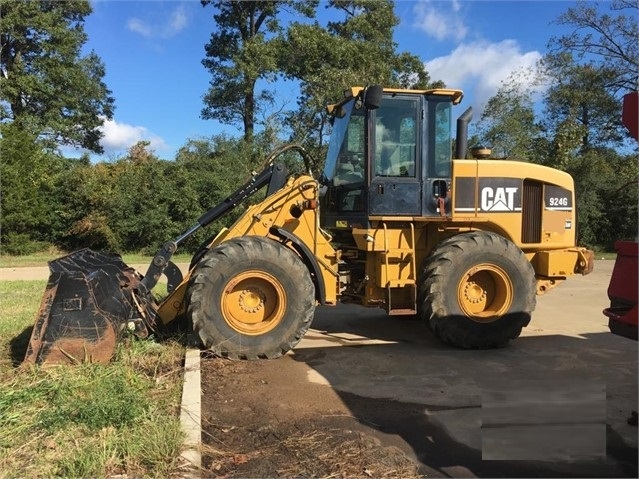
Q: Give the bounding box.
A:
[369,96,422,216]
[422,98,454,217]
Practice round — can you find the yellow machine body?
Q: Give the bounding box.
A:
[157,159,592,323]
[27,85,595,364]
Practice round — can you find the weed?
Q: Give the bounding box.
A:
[0,280,186,477]
[36,364,150,431]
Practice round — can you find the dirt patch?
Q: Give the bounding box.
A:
[200,354,423,479]
[199,342,638,479]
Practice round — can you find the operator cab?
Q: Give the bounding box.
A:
[320,85,463,230]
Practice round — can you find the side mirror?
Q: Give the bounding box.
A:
[363,85,383,110]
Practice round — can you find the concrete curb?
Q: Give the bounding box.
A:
[180,347,202,478]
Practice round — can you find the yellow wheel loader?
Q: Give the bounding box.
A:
[24,85,594,365]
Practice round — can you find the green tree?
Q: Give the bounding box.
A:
[325,0,436,89]
[0,122,61,253]
[174,134,298,252]
[60,160,121,251]
[62,143,194,253]
[541,54,626,154]
[281,0,441,168]
[538,1,639,248]
[566,148,638,248]
[549,0,638,93]
[475,72,543,160]
[200,0,317,142]
[0,0,114,153]
[475,0,638,248]
[537,55,636,247]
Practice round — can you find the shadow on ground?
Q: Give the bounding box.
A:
[9,326,33,367]
[290,305,638,477]
[200,304,637,478]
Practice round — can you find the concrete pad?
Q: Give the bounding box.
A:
[293,260,637,474]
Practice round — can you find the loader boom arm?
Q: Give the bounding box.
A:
[140,144,313,292]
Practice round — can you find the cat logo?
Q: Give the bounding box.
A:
[481,186,519,212]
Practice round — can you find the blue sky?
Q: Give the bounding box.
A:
[80,0,606,160]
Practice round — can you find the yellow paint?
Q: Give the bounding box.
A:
[157,87,593,324]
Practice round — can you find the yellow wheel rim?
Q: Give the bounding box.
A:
[457,263,513,322]
[221,271,287,335]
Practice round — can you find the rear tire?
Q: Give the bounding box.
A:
[187,236,315,359]
[418,231,536,349]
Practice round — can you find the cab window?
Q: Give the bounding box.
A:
[374,98,419,177]
[432,101,452,177]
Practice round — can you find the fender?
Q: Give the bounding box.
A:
[269,226,326,305]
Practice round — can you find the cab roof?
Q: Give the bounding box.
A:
[327,86,464,115]
[345,86,463,104]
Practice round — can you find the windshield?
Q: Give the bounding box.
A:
[322,99,365,184]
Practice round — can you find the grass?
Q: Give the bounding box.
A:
[0,280,188,478]
[0,248,193,268]
[594,251,618,260]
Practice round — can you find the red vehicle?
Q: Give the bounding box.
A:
[604,240,638,340]
[604,92,638,341]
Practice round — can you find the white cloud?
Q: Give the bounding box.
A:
[126,18,152,38]
[126,5,188,39]
[167,6,187,36]
[425,40,542,113]
[412,0,468,42]
[99,118,168,154]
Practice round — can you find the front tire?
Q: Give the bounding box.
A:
[418,232,536,349]
[187,236,315,359]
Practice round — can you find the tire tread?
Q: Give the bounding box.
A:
[187,236,315,359]
[417,232,536,349]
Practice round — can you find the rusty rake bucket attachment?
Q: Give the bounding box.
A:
[23,249,157,366]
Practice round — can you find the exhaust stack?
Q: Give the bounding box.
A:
[455,107,473,160]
